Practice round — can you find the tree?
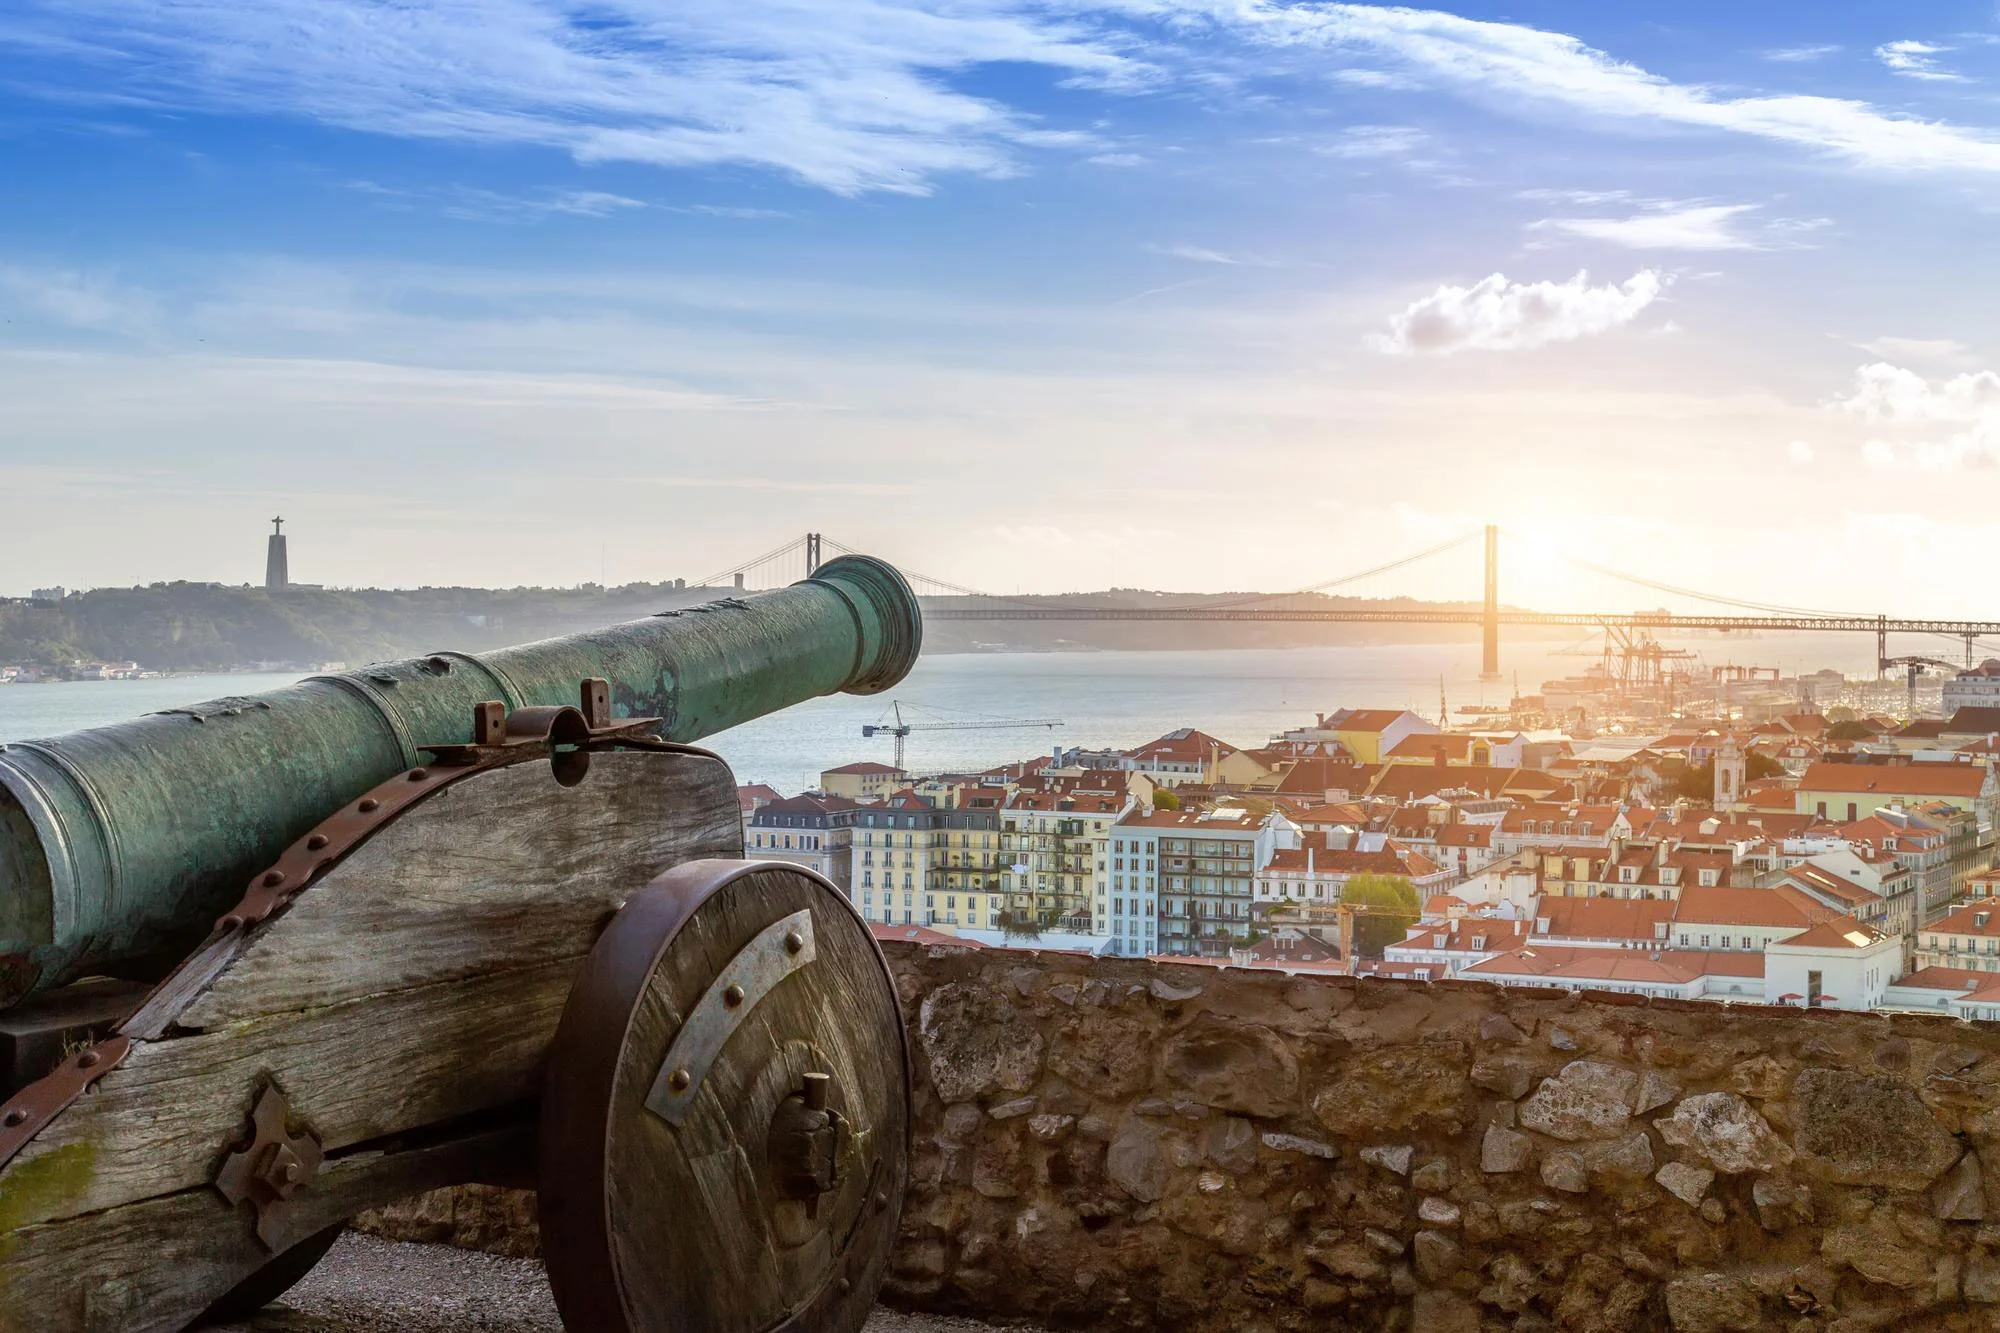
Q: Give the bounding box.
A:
[996,909,1041,941]
[1828,719,1873,742]
[1152,788,1181,811]
[1341,872,1419,957]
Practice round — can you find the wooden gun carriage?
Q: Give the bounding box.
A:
[0,559,922,1333]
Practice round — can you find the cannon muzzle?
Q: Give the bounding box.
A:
[0,555,921,1005]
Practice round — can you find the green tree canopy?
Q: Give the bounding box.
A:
[1152,787,1181,810]
[1341,872,1419,957]
[1827,719,1873,742]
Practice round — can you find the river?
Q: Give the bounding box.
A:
[0,634,1897,795]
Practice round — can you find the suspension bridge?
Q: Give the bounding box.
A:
[694,530,2000,682]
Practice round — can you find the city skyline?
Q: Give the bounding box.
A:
[3,3,2000,609]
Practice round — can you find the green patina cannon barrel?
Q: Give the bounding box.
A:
[0,555,921,1007]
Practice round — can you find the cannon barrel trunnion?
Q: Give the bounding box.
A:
[0,556,922,1333]
[0,555,920,1006]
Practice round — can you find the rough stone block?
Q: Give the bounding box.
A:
[1106,1118,1168,1202]
[920,981,1046,1103]
[1791,1067,1961,1190]
[1541,1149,1589,1194]
[1481,1125,1532,1174]
[1310,1040,1471,1137]
[1663,1272,1760,1332]
[1412,1229,1462,1282]
[1519,1060,1640,1141]
[1203,1116,1259,1175]
[1655,1161,1714,1207]
[1657,1092,1793,1174]
[1360,1143,1413,1177]
[1260,1131,1338,1160]
[1162,1018,1300,1118]
[1935,1151,1985,1222]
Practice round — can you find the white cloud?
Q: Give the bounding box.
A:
[9,2,2000,201]
[0,265,158,333]
[1765,45,1841,63]
[1518,188,1633,206]
[0,0,1147,196]
[1786,439,1815,463]
[1329,68,1421,90]
[1315,124,1428,159]
[1086,151,1147,167]
[1532,202,1763,251]
[1877,40,1964,82]
[1246,5,2000,173]
[1372,269,1665,355]
[1148,243,1244,265]
[1857,336,1975,366]
[1835,361,2000,469]
[674,204,793,220]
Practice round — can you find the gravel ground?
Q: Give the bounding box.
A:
[212,1233,1041,1333]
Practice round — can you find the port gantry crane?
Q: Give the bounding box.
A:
[862,700,1063,775]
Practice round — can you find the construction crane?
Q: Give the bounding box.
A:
[862,701,1063,774]
[1880,656,1960,721]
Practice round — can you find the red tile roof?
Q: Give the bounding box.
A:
[1534,898,1676,941]
[1770,917,1890,951]
[1927,903,2000,937]
[1672,885,1830,929]
[1800,761,1987,799]
[1464,946,1763,985]
[1895,966,1987,992]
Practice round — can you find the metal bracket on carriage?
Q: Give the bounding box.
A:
[0,1035,133,1169]
[214,1082,325,1252]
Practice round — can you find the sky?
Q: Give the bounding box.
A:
[3,2,2000,613]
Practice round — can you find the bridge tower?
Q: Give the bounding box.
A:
[1480,524,1500,681]
[806,532,823,576]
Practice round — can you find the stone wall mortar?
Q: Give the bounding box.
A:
[368,941,2000,1331]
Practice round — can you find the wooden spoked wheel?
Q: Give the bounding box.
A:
[539,860,909,1333]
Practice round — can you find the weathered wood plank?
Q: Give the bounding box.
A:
[2,961,572,1230]
[183,750,741,1028]
[0,1124,530,1333]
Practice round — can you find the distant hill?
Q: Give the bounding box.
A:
[0,582,1550,671]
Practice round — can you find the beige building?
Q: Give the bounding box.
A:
[820,760,906,801]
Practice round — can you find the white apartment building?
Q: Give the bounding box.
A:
[1105,816,1162,958]
[1945,661,2000,714]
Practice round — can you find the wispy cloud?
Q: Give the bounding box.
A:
[1856,336,1975,366]
[1146,243,1280,267]
[0,0,1145,196]
[670,204,793,220]
[8,2,2000,202]
[1876,40,1965,82]
[345,181,646,221]
[1314,124,1428,159]
[0,264,159,333]
[1372,270,1666,355]
[1765,45,1841,63]
[1250,6,2000,173]
[1529,201,1829,252]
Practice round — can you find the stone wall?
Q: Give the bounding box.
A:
[368,940,2000,1330]
[886,942,2000,1332]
